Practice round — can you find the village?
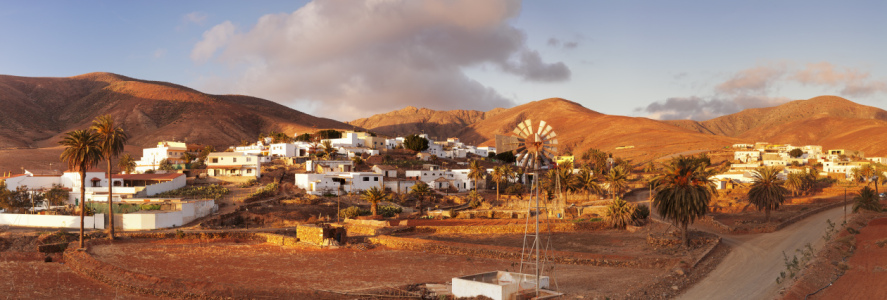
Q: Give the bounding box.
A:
[1,121,886,299]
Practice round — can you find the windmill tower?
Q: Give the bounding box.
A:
[496,119,559,297]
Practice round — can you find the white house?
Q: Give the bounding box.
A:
[373,165,398,178]
[205,152,262,178]
[306,160,353,173]
[325,132,367,148]
[734,151,761,163]
[3,169,185,204]
[295,172,383,195]
[269,143,296,157]
[135,141,197,173]
[234,141,268,156]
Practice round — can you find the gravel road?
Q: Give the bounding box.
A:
[677,205,847,300]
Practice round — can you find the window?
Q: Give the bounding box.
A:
[233,158,237,163]
[373,177,378,181]
[246,157,251,162]
[363,177,369,182]
[246,169,252,174]
[212,158,218,163]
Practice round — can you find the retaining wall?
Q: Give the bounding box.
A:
[413,221,607,235]
[0,213,105,229]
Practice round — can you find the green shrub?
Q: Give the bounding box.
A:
[140,204,161,211]
[154,184,229,200]
[339,206,370,219]
[605,197,635,229]
[249,182,279,199]
[377,204,403,218]
[239,179,258,188]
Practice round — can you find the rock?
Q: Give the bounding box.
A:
[671,285,679,291]
[673,268,685,276]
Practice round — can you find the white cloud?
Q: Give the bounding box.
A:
[190,21,235,62]
[183,12,208,26]
[190,0,571,120]
[793,62,887,97]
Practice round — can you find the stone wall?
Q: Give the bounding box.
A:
[413,221,606,235]
[297,224,325,245]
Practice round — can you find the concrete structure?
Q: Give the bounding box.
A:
[206,152,263,178]
[119,199,215,230]
[4,169,185,204]
[734,151,761,162]
[373,165,398,178]
[0,213,105,229]
[306,160,353,173]
[452,271,558,300]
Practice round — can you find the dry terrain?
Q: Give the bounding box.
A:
[814,217,887,299]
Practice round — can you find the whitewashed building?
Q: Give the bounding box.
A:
[206,152,262,178]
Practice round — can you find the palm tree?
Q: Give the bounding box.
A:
[748,166,789,223]
[468,160,486,196]
[605,165,629,198]
[59,129,103,249]
[577,167,603,201]
[785,172,804,197]
[605,197,635,229]
[322,140,336,160]
[555,160,577,197]
[410,182,432,214]
[117,153,136,174]
[91,115,128,240]
[491,165,508,203]
[652,155,716,247]
[363,186,387,216]
[852,186,881,212]
[852,164,875,187]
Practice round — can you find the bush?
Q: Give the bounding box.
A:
[239,179,258,188]
[154,184,229,200]
[249,183,279,199]
[605,198,635,229]
[377,204,403,218]
[140,204,161,211]
[505,184,525,195]
[339,206,370,219]
[634,204,650,220]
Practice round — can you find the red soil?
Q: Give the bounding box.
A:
[816,217,887,299]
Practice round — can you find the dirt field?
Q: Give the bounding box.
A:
[815,217,887,299]
[88,238,671,298]
[0,233,150,299]
[415,221,678,258]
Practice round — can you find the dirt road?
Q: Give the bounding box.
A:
[677,205,847,300]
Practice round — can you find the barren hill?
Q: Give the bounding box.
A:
[347,106,505,139]
[666,96,887,156]
[0,72,352,148]
[456,98,742,162]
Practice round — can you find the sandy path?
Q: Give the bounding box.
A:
[677,205,847,300]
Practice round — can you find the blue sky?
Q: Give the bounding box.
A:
[1,0,885,121]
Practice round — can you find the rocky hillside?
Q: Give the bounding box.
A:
[0,72,353,148]
[347,106,505,140]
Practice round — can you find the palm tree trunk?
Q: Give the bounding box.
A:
[79,169,86,249]
[682,222,689,248]
[107,159,115,240]
[496,181,500,203]
[371,202,378,216]
[765,207,770,223]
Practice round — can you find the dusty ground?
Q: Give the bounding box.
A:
[0,232,150,299]
[88,238,673,299]
[815,217,887,299]
[415,221,678,258]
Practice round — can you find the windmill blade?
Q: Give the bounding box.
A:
[522,120,534,136]
[540,124,552,137]
[537,120,548,135]
[547,131,557,139]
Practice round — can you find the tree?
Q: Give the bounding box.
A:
[468,160,486,196]
[294,133,312,142]
[494,151,516,163]
[410,182,432,214]
[491,165,508,203]
[788,148,804,158]
[403,134,429,152]
[117,153,136,174]
[316,129,343,139]
[605,197,635,229]
[577,166,603,201]
[351,156,364,167]
[158,159,175,171]
[652,155,716,247]
[852,164,876,188]
[785,172,804,197]
[748,166,789,223]
[181,152,196,169]
[643,161,656,173]
[44,184,69,206]
[605,165,629,198]
[322,140,337,160]
[852,186,881,212]
[363,186,387,216]
[91,115,128,240]
[59,129,103,249]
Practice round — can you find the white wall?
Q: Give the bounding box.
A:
[0,213,104,229]
[144,175,186,196]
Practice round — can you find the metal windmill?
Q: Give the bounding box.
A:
[495,119,559,297]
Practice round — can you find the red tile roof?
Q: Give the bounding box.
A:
[115,173,184,180]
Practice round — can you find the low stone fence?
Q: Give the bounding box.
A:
[413,221,607,235]
[368,235,674,269]
[700,201,848,234]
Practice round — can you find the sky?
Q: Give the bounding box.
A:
[1,0,885,122]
